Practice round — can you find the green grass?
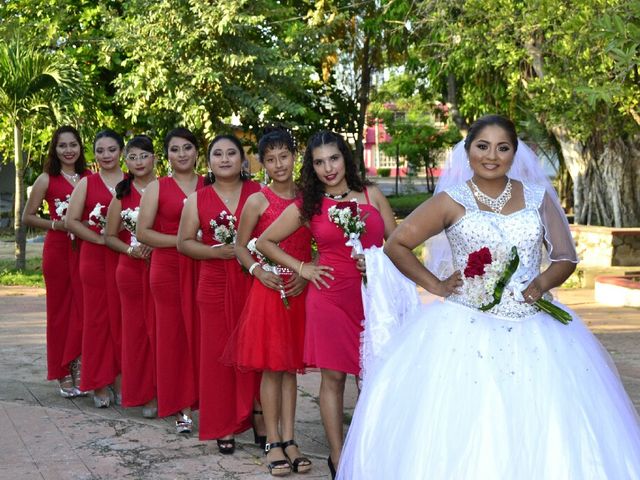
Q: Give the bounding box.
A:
[0,257,44,287]
[387,193,431,218]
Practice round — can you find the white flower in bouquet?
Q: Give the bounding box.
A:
[120,207,140,246]
[54,195,71,221]
[328,199,368,284]
[88,203,107,234]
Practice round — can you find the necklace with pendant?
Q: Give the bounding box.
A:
[324,188,352,200]
[469,178,512,214]
[61,170,79,183]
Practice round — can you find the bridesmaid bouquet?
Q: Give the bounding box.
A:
[463,246,572,324]
[54,195,74,240]
[247,237,290,308]
[120,207,140,246]
[88,203,107,234]
[328,200,368,284]
[210,210,237,245]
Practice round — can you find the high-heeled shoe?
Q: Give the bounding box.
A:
[265,442,292,476]
[175,412,193,434]
[252,409,267,450]
[327,456,336,479]
[59,375,76,398]
[282,439,311,473]
[92,388,114,408]
[216,437,236,455]
[69,359,87,397]
[142,404,158,418]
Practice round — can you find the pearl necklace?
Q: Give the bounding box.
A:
[324,189,352,200]
[469,178,512,214]
[61,170,79,183]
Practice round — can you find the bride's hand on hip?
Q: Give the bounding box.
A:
[434,270,463,297]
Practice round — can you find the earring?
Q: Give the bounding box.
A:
[167,163,173,177]
[240,170,250,181]
[207,169,215,184]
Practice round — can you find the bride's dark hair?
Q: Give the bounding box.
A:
[298,130,369,223]
[464,115,518,153]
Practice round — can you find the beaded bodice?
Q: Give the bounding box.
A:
[444,181,546,318]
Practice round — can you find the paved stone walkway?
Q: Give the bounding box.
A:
[0,285,638,479]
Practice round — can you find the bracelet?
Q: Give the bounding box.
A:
[298,261,305,276]
[127,246,134,256]
[51,220,56,231]
[248,262,260,276]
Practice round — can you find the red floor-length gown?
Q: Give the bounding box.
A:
[196,180,261,440]
[150,176,203,417]
[230,187,313,372]
[116,187,156,407]
[42,171,90,380]
[304,189,385,375]
[79,173,122,391]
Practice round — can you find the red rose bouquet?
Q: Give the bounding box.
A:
[209,210,237,245]
[462,246,572,324]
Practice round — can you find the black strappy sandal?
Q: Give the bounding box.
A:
[282,439,312,473]
[216,437,235,455]
[252,409,267,450]
[265,442,292,477]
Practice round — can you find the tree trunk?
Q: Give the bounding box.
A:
[446,73,466,132]
[552,128,640,227]
[13,123,27,270]
[355,33,372,179]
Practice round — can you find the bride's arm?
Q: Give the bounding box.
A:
[384,192,463,297]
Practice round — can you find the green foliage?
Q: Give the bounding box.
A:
[0,256,44,287]
[377,167,391,177]
[386,192,431,218]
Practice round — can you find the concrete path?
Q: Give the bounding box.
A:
[0,285,638,479]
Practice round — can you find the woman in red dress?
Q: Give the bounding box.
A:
[230,129,313,475]
[22,126,91,397]
[178,134,261,453]
[257,131,396,477]
[66,129,125,408]
[136,127,203,433]
[105,135,157,417]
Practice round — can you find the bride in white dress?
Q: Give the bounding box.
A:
[336,115,640,479]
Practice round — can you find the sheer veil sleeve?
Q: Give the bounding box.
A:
[539,191,579,263]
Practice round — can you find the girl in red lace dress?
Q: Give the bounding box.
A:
[178,134,261,454]
[257,131,396,477]
[136,128,203,433]
[105,135,157,417]
[66,129,125,408]
[228,128,313,475]
[22,126,91,398]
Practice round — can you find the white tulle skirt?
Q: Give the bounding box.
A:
[338,299,640,479]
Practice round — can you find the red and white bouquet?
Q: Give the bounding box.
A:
[120,207,140,246]
[462,246,571,324]
[88,203,107,234]
[210,210,237,245]
[54,195,74,239]
[247,237,290,308]
[328,200,367,283]
[54,195,70,221]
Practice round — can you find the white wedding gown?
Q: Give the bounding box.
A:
[338,183,640,479]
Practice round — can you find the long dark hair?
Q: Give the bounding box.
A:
[298,130,367,223]
[464,114,518,153]
[204,134,250,185]
[116,135,154,199]
[44,125,87,176]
